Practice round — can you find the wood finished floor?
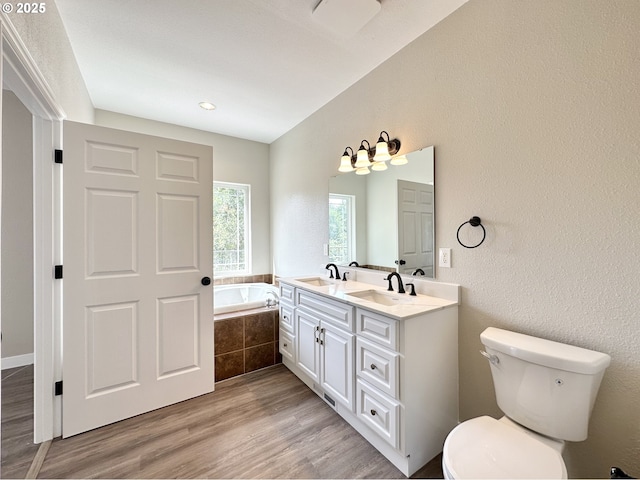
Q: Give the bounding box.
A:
[2,365,40,479]
[5,364,443,478]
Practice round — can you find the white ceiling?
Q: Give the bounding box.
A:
[55,0,467,144]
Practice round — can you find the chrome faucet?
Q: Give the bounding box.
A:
[385,272,405,294]
[265,290,279,308]
[325,263,340,279]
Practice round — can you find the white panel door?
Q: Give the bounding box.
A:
[295,310,320,383]
[397,180,434,276]
[63,121,213,437]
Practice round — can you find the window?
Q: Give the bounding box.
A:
[328,194,355,265]
[213,182,250,275]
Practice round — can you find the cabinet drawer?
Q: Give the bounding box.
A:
[297,290,354,331]
[279,303,295,334]
[356,379,400,449]
[279,283,295,305]
[356,337,399,398]
[356,308,398,350]
[279,329,295,362]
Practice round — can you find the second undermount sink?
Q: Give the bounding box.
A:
[346,289,414,306]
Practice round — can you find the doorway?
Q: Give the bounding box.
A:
[0,88,37,476]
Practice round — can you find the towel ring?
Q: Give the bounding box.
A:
[457,216,486,248]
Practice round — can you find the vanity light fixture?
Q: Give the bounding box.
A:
[390,154,408,166]
[354,140,372,169]
[373,131,401,162]
[338,131,402,174]
[338,147,355,172]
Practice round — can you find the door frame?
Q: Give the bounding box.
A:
[1,13,65,442]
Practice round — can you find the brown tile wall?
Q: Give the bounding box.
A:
[214,308,281,382]
[213,273,273,286]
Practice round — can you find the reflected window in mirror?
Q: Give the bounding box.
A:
[328,193,355,265]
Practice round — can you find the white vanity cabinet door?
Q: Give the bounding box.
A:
[295,309,321,383]
[279,282,295,304]
[356,308,398,350]
[320,323,355,412]
[356,337,399,399]
[279,303,295,334]
[357,379,400,449]
[297,290,354,331]
[279,329,295,362]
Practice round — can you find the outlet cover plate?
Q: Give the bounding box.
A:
[439,248,451,268]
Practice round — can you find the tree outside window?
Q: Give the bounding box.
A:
[328,194,355,265]
[214,182,250,275]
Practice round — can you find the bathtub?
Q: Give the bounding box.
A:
[213,283,279,315]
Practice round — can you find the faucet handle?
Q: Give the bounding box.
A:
[342,272,349,281]
[384,276,394,291]
[405,283,416,296]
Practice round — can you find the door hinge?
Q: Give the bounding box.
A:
[54,381,63,396]
[54,149,63,164]
[54,265,63,279]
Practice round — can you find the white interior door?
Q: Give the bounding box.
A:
[62,121,214,437]
[397,180,434,276]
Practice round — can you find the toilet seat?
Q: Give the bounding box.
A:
[442,416,567,479]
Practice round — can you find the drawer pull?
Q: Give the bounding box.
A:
[370,409,377,416]
[370,363,377,370]
[283,343,288,347]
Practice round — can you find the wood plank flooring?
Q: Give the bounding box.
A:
[6,364,443,478]
[2,365,40,479]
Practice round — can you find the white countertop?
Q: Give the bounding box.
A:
[280,276,458,320]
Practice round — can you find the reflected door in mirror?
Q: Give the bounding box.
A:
[397,180,434,276]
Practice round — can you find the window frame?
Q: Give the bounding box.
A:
[213,181,252,277]
[328,193,356,265]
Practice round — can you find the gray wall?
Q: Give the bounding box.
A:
[271,1,640,477]
[7,0,93,122]
[2,90,33,360]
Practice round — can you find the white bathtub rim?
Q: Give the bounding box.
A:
[213,282,278,315]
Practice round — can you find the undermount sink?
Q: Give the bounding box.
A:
[296,277,335,287]
[346,289,413,306]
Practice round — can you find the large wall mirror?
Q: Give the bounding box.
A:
[328,146,435,278]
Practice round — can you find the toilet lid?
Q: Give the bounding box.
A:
[443,416,567,479]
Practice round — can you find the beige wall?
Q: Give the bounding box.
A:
[95,110,272,275]
[271,1,640,477]
[1,90,33,360]
[7,0,93,122]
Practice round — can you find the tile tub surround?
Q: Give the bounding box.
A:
[213,273,273,286]
[214,308,281,382]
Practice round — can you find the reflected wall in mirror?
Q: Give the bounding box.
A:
[328,146,435,278]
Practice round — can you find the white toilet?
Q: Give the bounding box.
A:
[442,327,611,479]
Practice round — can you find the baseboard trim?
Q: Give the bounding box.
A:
[2,353,35,370]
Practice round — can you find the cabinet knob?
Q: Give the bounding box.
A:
[283,343,288,347]
[370,363,377,370]
[370,409,377,416]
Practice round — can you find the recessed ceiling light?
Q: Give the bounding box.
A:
[199,101,216,111]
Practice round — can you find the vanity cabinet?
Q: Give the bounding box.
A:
[279,279,458,477]
[295,291,355,411]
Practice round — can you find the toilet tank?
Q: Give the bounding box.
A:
[480,327,611,441]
